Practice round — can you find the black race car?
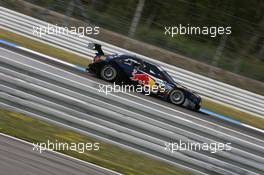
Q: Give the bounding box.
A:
[87,43,201,111]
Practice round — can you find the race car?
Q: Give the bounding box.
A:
[87,43,202,111]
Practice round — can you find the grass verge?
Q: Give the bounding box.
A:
[0,108,191,175]
[1,28,263,130]
[202,98,264,130]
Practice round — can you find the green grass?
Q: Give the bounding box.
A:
[0,108,192,175]
[202,98,264,130]
[1,28,263,130]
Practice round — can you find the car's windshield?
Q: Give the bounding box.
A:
[141,61,181,85]
[161,70,177,84]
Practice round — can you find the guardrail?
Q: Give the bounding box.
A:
[1,50,264,175]
[0,6,263,117]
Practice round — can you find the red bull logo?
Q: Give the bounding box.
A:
[131,73,155,89]
[131,73,150,85]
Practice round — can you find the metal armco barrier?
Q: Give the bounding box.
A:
[1,49,264,175]
[0,6,263,117]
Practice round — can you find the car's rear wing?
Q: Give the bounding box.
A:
[87,43,104,56]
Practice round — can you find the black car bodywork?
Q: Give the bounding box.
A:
[87,43,202,110]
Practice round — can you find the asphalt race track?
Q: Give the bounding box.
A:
[0,134,120,175]
[0,45,264,175]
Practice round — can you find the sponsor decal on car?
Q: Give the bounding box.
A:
[131,72,156,90]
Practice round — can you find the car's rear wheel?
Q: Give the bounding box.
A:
[169,89,185,105]
[100,65,117,81]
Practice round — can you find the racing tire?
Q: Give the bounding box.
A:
[100,65,118,81]
[194,104,201,111]
[169,89,185,105]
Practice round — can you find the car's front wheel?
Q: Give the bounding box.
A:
[100,65,118,81]
[169,89,185,105]
[194,104,201,111]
